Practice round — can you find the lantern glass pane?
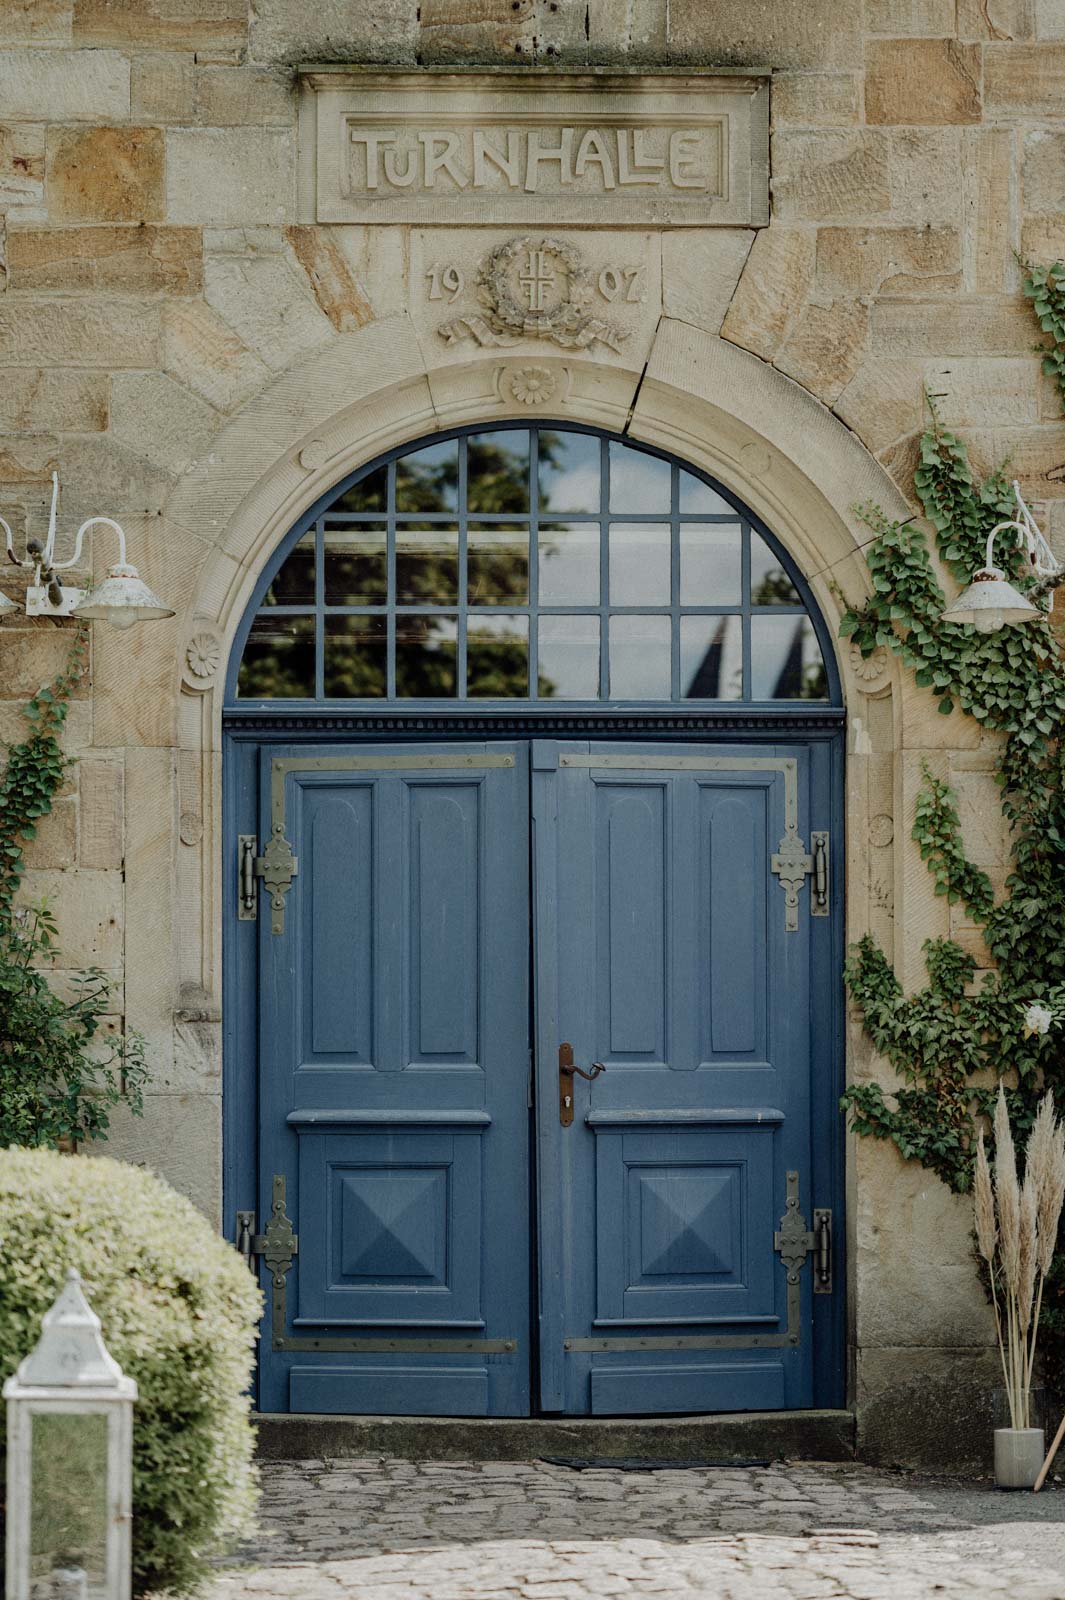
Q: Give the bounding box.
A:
[30,1410,110,1593]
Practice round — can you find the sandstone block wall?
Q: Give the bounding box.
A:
[0,0,1062,1463]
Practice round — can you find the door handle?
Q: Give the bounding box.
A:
[559,1042,605,1126]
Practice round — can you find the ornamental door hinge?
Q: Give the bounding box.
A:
[773,1172,833,1294]
[235,1180,299,1279]
[771,829,829,931]
[237,830,299,933]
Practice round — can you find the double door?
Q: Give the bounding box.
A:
[239,738,840,1416]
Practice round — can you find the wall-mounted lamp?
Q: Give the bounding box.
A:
[939,483,1060,635]
[1,472,174,628]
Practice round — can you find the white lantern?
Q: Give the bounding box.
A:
[939,482,1059,635]
[4,1271,136,1600]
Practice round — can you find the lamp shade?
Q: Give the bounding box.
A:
[72,563,175,629]
[940,567,1042,634]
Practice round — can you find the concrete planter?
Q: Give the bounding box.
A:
[994,1427,1045,1489]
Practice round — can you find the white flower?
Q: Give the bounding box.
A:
[1023,1003,1055,1038]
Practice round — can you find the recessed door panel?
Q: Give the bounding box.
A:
[597,783,668,1063]
[407,784,480,1065]
[305,788,374,1063]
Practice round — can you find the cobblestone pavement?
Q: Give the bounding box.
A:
[210,1458,1065,1599]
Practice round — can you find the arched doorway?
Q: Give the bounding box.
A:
[224,422,845,1418]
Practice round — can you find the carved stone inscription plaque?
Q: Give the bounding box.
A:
[298,70,769,228]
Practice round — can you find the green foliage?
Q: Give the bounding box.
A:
[841,272,1065,1380]
[0,629,87,919]
[1021,258,1065,415]
[0,1147,261,1596]
[0,629,148,1149]
[0,901,148,1148]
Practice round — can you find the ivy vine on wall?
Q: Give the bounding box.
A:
[0,626,148,1148]
[842,260,1065,1375]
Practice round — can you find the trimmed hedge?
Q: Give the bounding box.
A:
[0,1148,261,1596]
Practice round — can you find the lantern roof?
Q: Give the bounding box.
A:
[4,1270,136,1397]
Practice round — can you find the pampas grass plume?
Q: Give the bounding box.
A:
[995,1087,1022,1296]
[975,1131,996,1264]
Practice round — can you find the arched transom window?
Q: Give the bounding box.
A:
[234,426,832,704]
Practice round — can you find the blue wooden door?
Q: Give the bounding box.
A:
[533,741,834,1415]
[256,743,531,1417]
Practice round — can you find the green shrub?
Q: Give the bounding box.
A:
[0,1148,262,1596]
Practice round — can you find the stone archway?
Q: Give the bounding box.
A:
[165,317,905,1038]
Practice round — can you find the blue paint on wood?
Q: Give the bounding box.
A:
[590,1361,786,1415]
[535,742,820,1415]
[291,1366,490,1416]
[410,787,478,1060]
[234,730,842,1419]
[708,795,757,1054]
[255,743,531,1418]
[309,792,373,1059]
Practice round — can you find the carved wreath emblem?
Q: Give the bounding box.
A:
[439,235,628,355]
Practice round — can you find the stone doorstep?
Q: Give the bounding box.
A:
[254,1409,856,1464]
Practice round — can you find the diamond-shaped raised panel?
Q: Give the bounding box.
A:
[296,1125,484,1327]
[594,1124,778,1326]
[637,1165,737,1279]
[338,1167,448,1284]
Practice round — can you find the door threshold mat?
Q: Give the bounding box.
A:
[255,1409,855,1463]
[540,1456,772,1471]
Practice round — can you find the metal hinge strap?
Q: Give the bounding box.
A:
[771,829,829,930]
[242,1176,517,1355]
[567,1171,831,1353]
[236,829,299,931]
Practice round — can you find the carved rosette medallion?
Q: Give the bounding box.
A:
[494,363,572,411]
[181,628,222,694]
[439,235,627,355]
[849,643,891,695]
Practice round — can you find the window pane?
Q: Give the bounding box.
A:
[537,614,599,699]
[237,614,315,698]
[679,471,734,515]
[324,615,387,697]
[333,464,388,513]
[468,524,529,606]
[31,1412,109,1588]
[395,615,457,697]
[751,615,828,700]
[538,430,600,513]
[396,523,458,604]
[262,531,314,606]
[609,442,671,514]
[539,523,600,606]
[395,439,458,513]
[750,531,802,605]
[467,614,529,697]
[324,524,386,605]
[680,616,743,700]
[609,614,671,699]
[609,522,670,606]
[467,430,530,515]
[680,522,741,606]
